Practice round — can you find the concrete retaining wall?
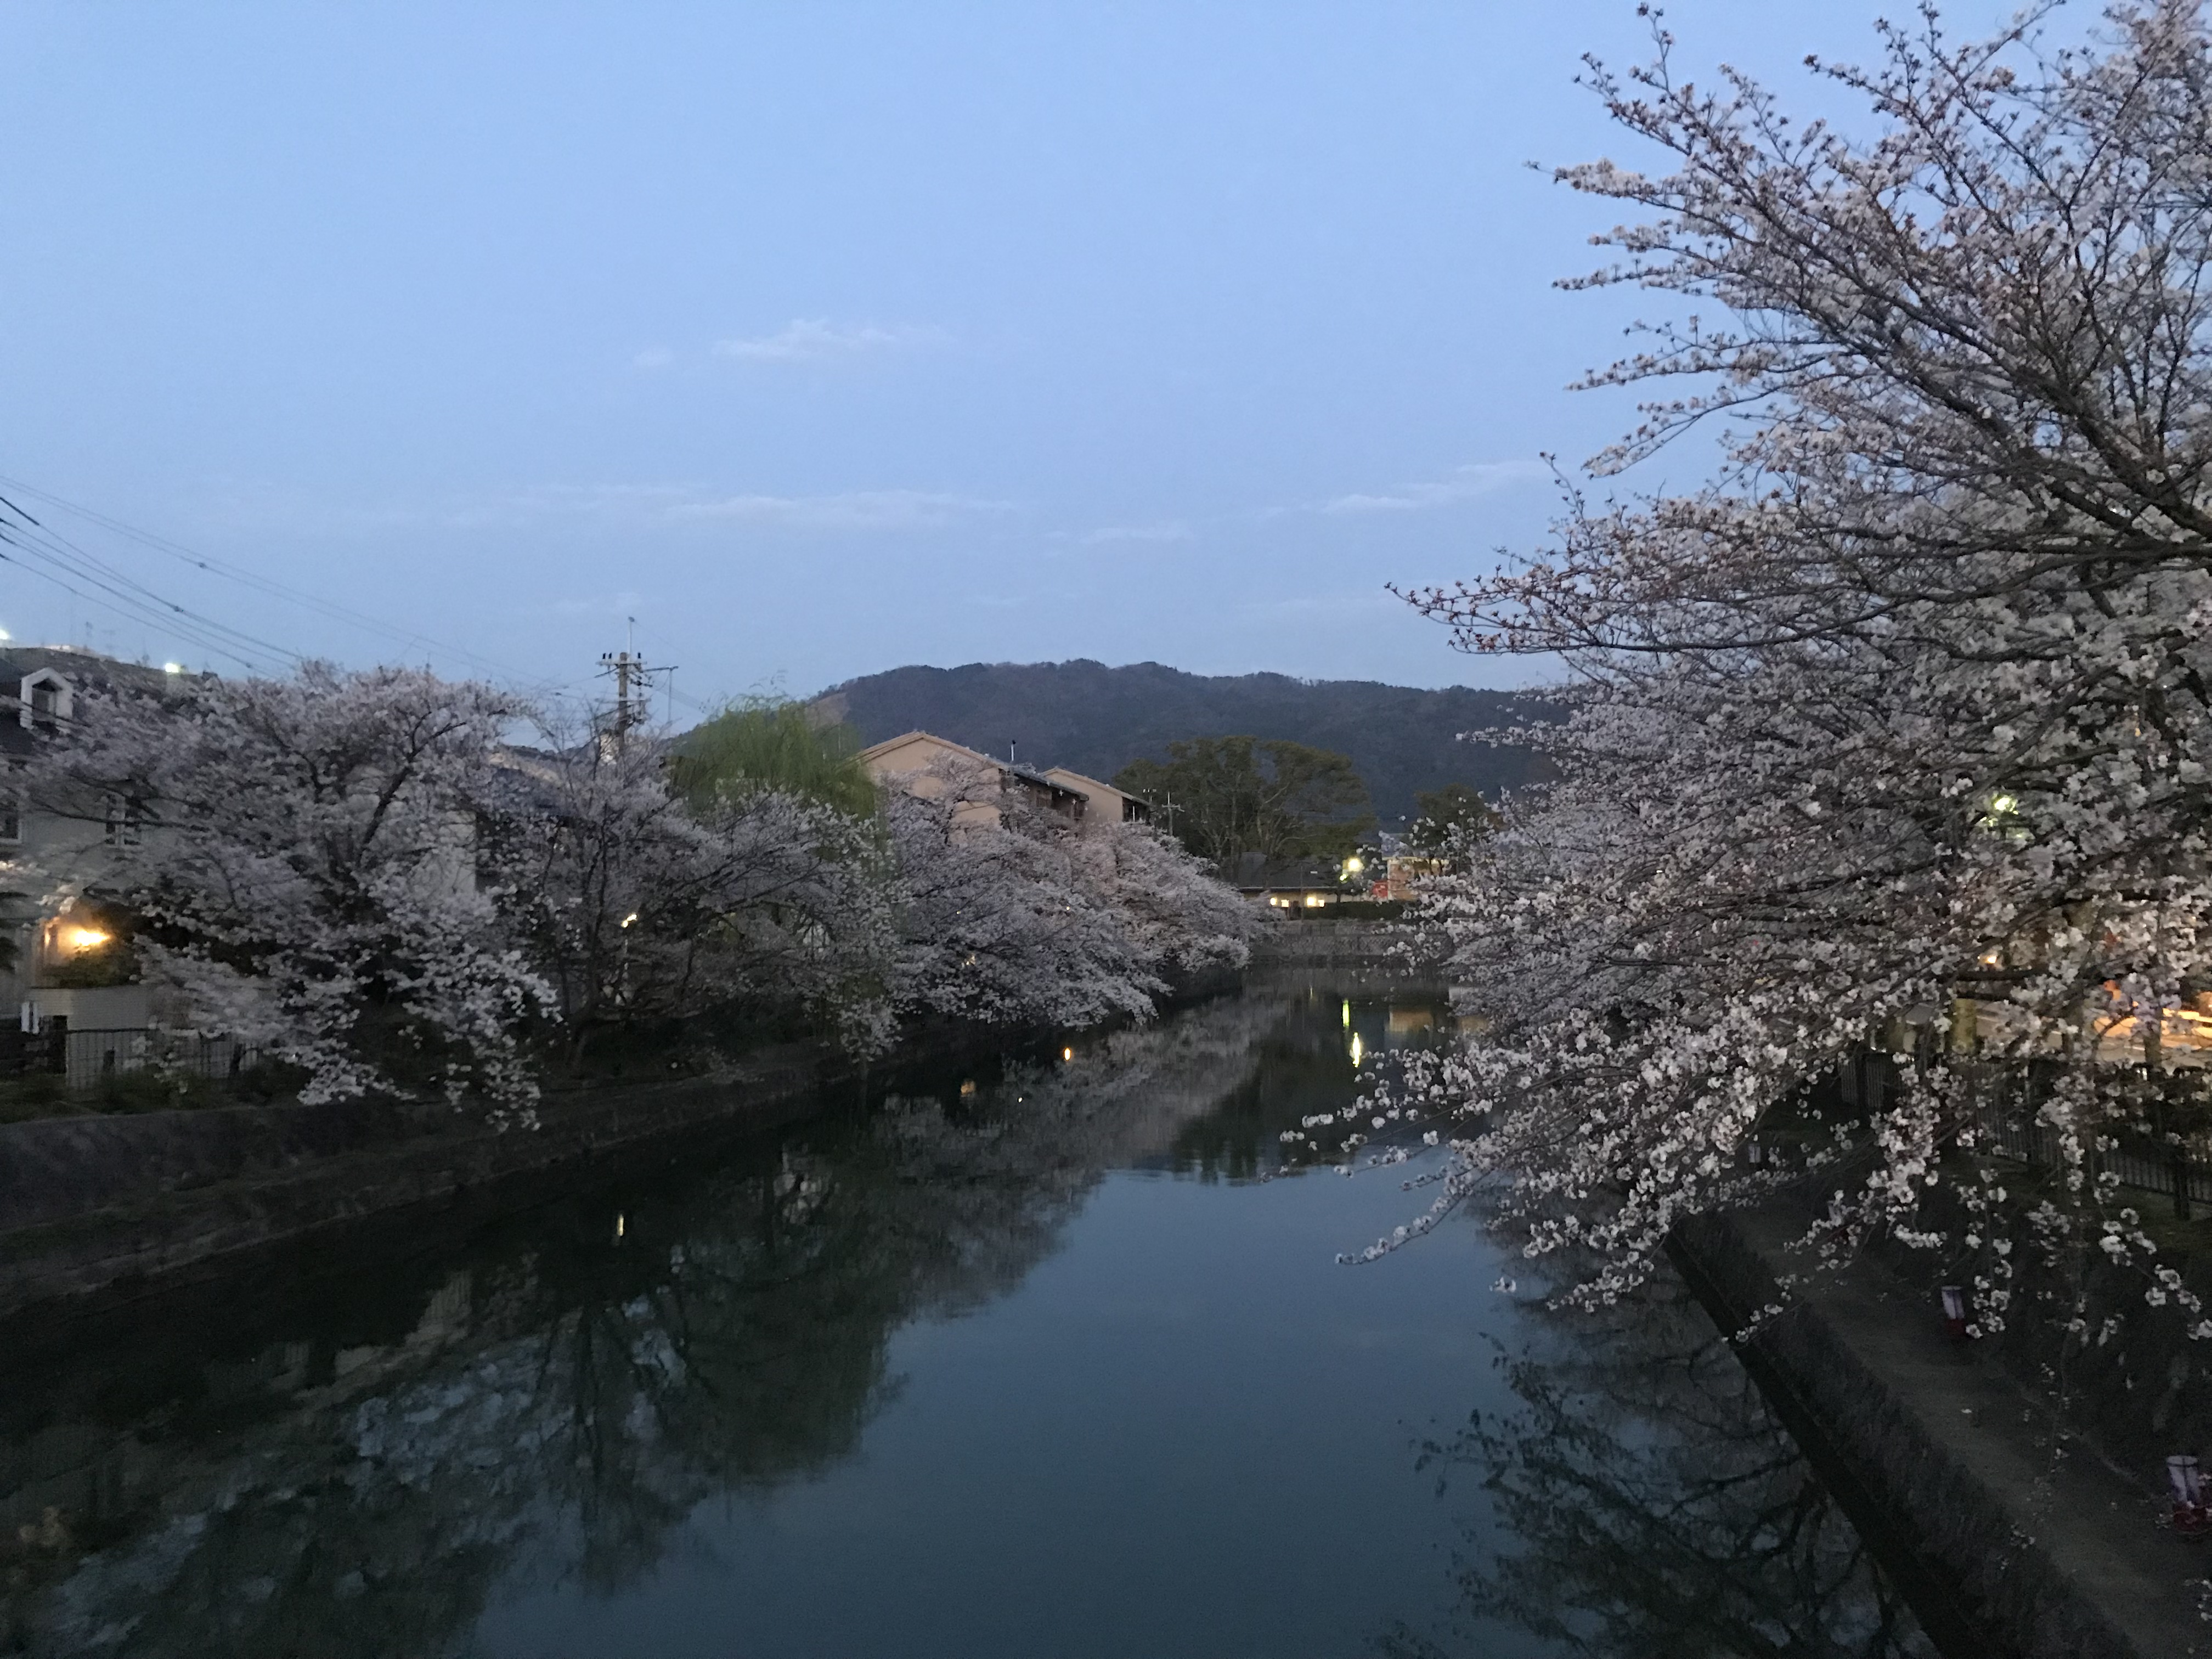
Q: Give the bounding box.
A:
[0,1038,929,1324]
[1250,919,1441,970]
[1670,1213,2139,1659]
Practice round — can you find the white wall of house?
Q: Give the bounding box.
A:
[2,652,184,1034]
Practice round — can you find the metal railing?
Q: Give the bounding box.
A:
[65,1028,262,1091]
[1,1028,263,1092]
[1737,1055,2212,1212]
[1957,1062,2212,1210]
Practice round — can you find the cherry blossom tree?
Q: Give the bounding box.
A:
[29,664,555,1119]
[884,758,1259,1029]
[1070,811,1263,981]
[886,764,1163,1029]
[489,719,900,1064]
[1352,3,2212,1336]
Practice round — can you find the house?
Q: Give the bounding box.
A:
[1,648,195,1046]
[1042,766,1152,830]
[1226,854,1358,911]
[1383,854,1443,902]
[857,731,1088,830]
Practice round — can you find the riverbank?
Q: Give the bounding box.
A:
[1249,917,1442,972]
[0,952,1322,1328]
[0,1021,1044,1327]
[1671,1208,2208,1659]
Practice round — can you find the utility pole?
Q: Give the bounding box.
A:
[599,618,674,752]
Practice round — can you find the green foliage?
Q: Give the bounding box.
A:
[1407,781,1499,865]
[1283,899,1406,921]
[0,889,24,975]
[0,1065,246,1122]
[1114,736,1374,869]
[670,699,878,818]
[0,1070,70,1125]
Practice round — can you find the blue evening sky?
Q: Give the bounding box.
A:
[1,2,2028,711]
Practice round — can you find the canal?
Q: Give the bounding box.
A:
[0,981,1933,1657]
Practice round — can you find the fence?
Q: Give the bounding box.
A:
[1738,1055,2212,1212]
[1,1027,262,1093]
[1956,1060,2212,1211]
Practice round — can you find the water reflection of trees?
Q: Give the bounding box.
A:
[1163,985,1451,1182]
[1380,1273,1935,1659]
[1,996,1280,1658]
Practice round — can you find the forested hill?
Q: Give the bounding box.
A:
[810,660,1547,825]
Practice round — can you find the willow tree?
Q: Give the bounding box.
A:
[669,699,878,819]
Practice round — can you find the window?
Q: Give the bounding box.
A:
[104,794,142,849]
[18,669,71,733]
[0,792,18,844]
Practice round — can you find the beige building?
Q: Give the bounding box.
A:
[857,731,1088,831]
[1041,767,1152,831]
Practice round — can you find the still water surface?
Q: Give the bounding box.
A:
[1,983,1933,1657]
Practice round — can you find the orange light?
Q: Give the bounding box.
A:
[61,926,110,952]
[1062,1047,1074,1062]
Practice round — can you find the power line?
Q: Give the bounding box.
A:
[0,503,300,672]
[0,476,568,692]
[0,476,730,724]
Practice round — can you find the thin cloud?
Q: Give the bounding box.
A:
[667,488,1013,532]
[1079,521,1193,545]
[712,319,948,363]
[1316,459,1549,515]
[508,483,697,515]
[196,479,1005,537]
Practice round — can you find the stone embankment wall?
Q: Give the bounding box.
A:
[1249,919,1442,972]
[1670,1213,2149,1659]
[0,1035,979,1324]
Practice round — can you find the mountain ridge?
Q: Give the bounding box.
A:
[811,659,1547,825]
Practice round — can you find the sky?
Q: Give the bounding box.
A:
[0,1,2035,715]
